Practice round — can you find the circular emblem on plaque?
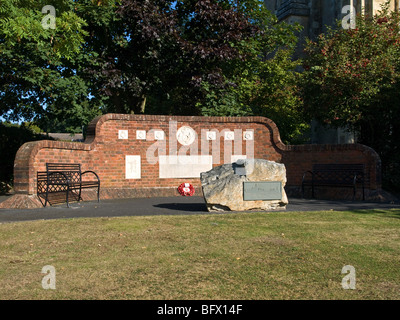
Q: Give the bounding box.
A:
[176,126,196,146]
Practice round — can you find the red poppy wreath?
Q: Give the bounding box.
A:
[178,183,195,196]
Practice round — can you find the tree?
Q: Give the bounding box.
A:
[1,0,307,143]
[195,2,308,143]
[301,2,400,191]
[96,0,260,115]
[0,0,111,132]
[0,121,48,193]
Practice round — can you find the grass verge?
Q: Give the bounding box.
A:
[0,209,399,299]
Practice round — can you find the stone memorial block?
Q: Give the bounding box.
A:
[201,159,288,212]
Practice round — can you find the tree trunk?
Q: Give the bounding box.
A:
[139,95,146,113]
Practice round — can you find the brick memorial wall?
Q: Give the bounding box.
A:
[1,114,382,209]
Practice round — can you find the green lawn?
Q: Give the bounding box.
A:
[0,209,399,300]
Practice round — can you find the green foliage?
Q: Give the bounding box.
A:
[0,0,108,132]
[301,1,400,192]
[0,0,88,59]
[0,0,308,144]
[196,2,309,143]
[0,122,49,194]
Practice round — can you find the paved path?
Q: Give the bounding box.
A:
[0,195,400,223]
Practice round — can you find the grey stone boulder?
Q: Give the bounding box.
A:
[200,159,288,212]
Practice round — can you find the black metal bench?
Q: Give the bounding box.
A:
[37,163,100,207]
[302,164,365,200]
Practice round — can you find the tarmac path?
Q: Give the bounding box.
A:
[1,195,400,223]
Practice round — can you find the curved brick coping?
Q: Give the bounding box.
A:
[14,140,92,194]
[85,113,287,150]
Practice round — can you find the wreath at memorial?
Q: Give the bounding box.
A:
[178,183,195,196]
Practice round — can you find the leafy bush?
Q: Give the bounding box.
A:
[0,122,50,194]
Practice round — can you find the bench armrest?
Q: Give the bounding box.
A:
[81,170,100,182]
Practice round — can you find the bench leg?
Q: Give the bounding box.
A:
[66,187,70,208]
[97,185,100,203]
[44,187,49,207]
[78,186,82,203]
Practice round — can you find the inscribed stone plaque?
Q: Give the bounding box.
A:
[243,181,282,201]
[136,130,146,140]
[126,155,141,179]
[159,155,213,178]
[118,130,128,139]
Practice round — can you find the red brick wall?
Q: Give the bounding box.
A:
[13,114,381,199]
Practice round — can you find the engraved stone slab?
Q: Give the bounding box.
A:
[154,130,165,140]
[243,130,254,140]
[136,130,146,140]
[126,155,141,179]
[224,131,235,140]
[159,155,213,178]
[206,131,216,141]
[118,130,128,140]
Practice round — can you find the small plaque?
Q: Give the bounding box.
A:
[243,181,282,201]
[154,130,165,140]
[206,131,216,141]
[224,131,234,140]
[118,130,128,140]
[243,131,254,141]
[136,130,146,140]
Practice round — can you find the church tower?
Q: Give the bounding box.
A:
[265,1,400,41]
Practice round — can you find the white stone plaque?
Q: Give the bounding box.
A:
[224,131,234,140]
[118,130,128,140]
[126,155,141,179]
[243,130,254,140]
[177,126,196,146]
[154,130,165,140]
[136,130,146,140]
[206,131,216,141]
[159,155,213,178]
